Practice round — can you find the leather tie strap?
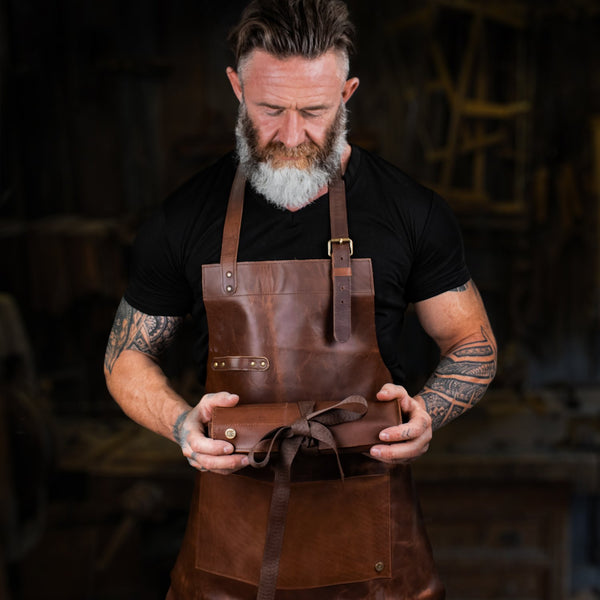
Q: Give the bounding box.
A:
[250,395,369,600]
[328,175,352,343]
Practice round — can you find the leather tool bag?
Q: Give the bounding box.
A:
[209,395,402,456]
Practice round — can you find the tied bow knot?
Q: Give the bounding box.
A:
[248,394,369,479]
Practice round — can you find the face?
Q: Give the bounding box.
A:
[227,49,359,208]
[228,49,359,169]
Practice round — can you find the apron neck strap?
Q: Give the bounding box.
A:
[220,165,352,342]
[220,166,246,295]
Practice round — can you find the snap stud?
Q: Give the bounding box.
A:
[374,561,385,573]
[225,428,237,440]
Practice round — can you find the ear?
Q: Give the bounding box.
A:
[342,77,360,103]
[226,66,243,102]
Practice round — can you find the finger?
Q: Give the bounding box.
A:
[187,451,249,473]
[369,439,430,462]
[186,432,237,458]
[379,416,431,443]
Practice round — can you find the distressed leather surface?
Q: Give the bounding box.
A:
[195,471,392,588]
[203,258,390,405]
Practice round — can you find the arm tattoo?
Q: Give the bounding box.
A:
[419,326,497,430]
[104,298,184,374]
[173,409,191,447]
[449,283,469,292]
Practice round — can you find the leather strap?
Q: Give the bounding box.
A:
[328,176,352,343]
[220,167,246,295]
[250,396,369,600]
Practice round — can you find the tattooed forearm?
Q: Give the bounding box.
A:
[104,298,184,374]
[419,326,497,430]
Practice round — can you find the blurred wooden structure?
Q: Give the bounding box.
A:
[386,0,532,219]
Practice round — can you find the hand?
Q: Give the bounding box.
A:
[176,392,250,475]
[369,384,432,463]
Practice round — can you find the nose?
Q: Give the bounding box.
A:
[277,110,306,148]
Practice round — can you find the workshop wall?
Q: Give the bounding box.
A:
[1,1,599,599]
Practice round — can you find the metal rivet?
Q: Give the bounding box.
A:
[221,361,226,367]
[260,361,266,367]
[374,562,385,573]
[250,361,256,366]
[226,285,233,293]
[226,271,232,278]
[225,428,237,440]
[213,361,219,368]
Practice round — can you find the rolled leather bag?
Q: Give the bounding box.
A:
[208,395,402,455]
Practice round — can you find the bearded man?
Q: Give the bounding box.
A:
[104,1,497,598]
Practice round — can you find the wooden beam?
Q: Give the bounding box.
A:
[425,130,507,162]
[462,100,531,119]
[429,41,456,102]
[440,12,483,189]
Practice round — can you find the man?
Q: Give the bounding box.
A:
[104,1,497,598]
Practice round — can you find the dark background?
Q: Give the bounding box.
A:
[1,1,599,599]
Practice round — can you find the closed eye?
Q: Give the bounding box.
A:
[299,109,325,119]
[264,107,284,117]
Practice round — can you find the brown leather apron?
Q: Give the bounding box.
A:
[169,168,445,600]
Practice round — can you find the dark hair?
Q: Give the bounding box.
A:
[229,0,355,67]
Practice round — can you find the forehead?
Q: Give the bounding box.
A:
[239,49,346,106]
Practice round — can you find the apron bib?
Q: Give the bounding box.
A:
[169,168,444,599]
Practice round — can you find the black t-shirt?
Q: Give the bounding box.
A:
[125,145,470,384]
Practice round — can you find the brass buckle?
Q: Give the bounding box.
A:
[327,237,354,257]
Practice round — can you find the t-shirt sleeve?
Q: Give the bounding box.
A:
[405,190,470,303]
[123,209,193,316]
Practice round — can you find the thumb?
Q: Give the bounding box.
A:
[199,391,239,423]
[376,383,410,402]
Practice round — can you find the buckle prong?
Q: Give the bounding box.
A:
[327,237,353,257]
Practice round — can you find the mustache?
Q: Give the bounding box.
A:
[261,141,322,160]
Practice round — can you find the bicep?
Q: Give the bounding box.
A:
[414,280,495,355]
[104,298,184,375]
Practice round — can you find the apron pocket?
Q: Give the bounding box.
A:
[195,471,392,589]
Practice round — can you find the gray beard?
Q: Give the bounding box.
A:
[235,105,348,211]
